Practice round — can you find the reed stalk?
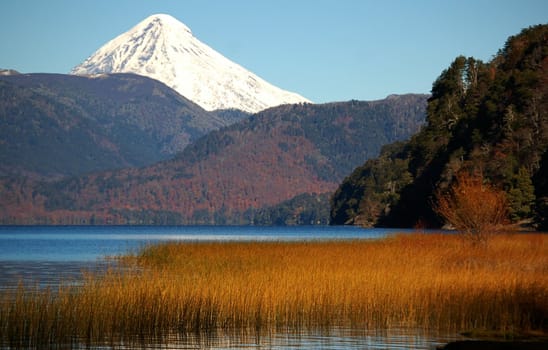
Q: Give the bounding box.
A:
[1,233,546,348]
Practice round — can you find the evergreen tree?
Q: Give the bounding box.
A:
[507,167,536,221]
[331,25,548,229]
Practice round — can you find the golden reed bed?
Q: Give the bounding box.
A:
[1,233,547,348]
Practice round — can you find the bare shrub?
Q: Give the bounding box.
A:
[435,172,508,244]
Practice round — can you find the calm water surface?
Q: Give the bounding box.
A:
[0,225,402,262]
[0,226,459,349]
[0,226,402,289]
[86,328,462,349]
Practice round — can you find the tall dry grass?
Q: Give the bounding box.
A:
[1,233,547,348]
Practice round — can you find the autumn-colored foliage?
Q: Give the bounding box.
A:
[435,172,509,244]
[0,95,427,225]
[1,234,546,347]
[332,24,548,229]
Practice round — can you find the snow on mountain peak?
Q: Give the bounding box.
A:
[138,13,193,39]
[146,13,191,32]
[70,14,310,112]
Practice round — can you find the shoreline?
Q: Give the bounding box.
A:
[439,329,548,349]
[440,340,548,350]
[1,233,546,348]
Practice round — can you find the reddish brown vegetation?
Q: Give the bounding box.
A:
[435,172,509,244]
[0,96,428,224]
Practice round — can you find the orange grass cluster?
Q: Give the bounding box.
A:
[1,233,547,348]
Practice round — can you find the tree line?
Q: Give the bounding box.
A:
[331,25,548,230]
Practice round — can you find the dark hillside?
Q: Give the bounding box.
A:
[0,73,242,178]
[331,24,548,228]
[0,94,427,224]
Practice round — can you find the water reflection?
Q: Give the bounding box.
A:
[0,225,405,262]
[0,260,113,291]
[65,328,461,349]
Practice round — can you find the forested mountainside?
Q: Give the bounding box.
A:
[0,73,247,179]
[331,25,548,229]
[0,95,427,224]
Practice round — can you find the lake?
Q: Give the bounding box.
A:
[0,225,461,349]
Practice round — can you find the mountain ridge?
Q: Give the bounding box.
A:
[0,94,428,225]
[0,72,247,179]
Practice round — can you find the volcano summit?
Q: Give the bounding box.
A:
[71,14,310,113]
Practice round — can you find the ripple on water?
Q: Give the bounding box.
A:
[0,260,113,291]
[59,328,465,350]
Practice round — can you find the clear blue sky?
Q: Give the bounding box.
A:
[1,0,546,103]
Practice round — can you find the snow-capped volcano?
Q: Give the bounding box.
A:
[71,14,310,113]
